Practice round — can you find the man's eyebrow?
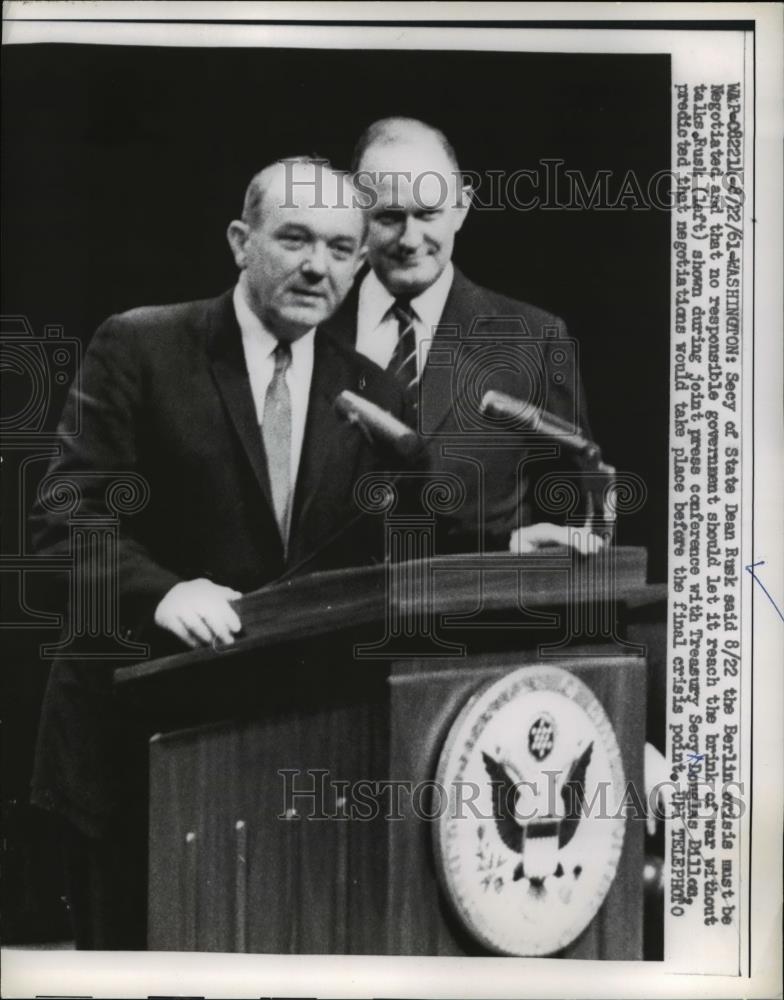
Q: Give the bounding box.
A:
[274,222,311,234]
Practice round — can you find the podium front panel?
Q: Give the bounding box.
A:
[147,667,390,953]
[386,650,646,959]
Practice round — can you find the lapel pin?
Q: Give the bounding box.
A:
[359,375,366,391]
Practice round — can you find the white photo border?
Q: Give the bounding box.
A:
[1,3,781,999]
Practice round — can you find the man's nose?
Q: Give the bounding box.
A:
[301,242,328,279]
[397,216,422,251]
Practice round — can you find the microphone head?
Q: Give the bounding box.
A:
[335,390,421,461]
[480,389,595,458]
[334,390,360,423]
[480,389,535,428]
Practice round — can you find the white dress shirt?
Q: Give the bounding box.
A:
[356,262,454,377]
[233,282,315,493]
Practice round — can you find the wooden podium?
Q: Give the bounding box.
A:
[115,547,665,957]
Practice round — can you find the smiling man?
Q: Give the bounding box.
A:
[325,118,602,556]
[30,157,404,948]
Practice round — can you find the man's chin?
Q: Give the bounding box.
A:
[269,303,331,339]
[383,263,440,297]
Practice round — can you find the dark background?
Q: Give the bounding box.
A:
[1,44,670,941]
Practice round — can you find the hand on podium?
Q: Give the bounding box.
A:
[154,578,243,648]
[509,523,607,556]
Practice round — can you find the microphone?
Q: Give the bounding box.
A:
[481,389,616,539]
[335,390,421,462]
[480,389,600,462]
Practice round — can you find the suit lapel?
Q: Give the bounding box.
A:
[206,292,277,519]
[290,333,356,547]
[418,268,488,435]
[321,273,363,349]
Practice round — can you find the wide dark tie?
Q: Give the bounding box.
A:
[388,297,418,390]
[262,341,292,547]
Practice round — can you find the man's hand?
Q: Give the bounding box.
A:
[154,578,243,649]
[509,523,606,556]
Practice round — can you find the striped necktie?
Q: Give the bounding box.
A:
[262,340,292,547]
[388,297,418,390]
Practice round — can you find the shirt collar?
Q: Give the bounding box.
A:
[359,261,455,332]
[233,279,315,360]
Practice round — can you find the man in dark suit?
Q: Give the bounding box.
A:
[29,158,404,948]
[324,118,604,556]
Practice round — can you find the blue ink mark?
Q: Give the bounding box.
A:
[745,561,784,623]
[687,751,704,778]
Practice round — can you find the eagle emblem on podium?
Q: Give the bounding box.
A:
[434,664,626,956]
[481,740,592,895]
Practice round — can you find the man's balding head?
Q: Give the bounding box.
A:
[351,119,470,298]
[352,117,461,175]
[227,158,367,339]
[240,156,365,240]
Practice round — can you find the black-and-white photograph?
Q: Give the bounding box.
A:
[1,4,781,998]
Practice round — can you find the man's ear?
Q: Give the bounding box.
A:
[454,183,473,233]
[226,220,250,268]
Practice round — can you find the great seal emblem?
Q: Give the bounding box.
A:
[433,664,626,956]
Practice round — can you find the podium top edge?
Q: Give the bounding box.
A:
[113,547,656,689]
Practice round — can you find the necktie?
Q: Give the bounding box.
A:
[262,341,292,547]
[388,297,418,390]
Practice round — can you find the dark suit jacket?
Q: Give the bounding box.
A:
[323,267,592,552]
[30,289,404,835]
